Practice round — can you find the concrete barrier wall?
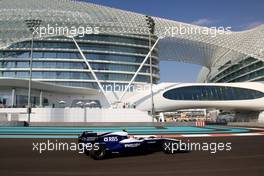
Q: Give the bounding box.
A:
[228,122,264,127]
[0,121,27,126]
[0,108,152,122]
[258,111,264,123]
[29,122,198,127]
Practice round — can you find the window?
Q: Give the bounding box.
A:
[163,86,264,101]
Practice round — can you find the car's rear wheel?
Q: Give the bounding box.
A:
[90,144,106,160]
[84,148,90,156]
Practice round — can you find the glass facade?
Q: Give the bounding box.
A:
[0,34,160,89]
[210,57,264,83]
[163,86,264,101]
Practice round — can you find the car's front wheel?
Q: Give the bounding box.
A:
[90,144,106,160]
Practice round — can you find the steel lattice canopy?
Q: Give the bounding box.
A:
[0,0,264,68]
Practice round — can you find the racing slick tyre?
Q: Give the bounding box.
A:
[84,148,90,156]
[90,144,106,160]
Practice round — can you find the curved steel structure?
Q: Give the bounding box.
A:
[0,0,264,70]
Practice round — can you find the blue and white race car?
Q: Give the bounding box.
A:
[78,130,182,160]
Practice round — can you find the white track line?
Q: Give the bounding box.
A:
[232,133,264,136]
[247,127,264,131]
[182,134,211,137]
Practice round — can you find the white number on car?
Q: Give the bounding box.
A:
[103,137,118,142]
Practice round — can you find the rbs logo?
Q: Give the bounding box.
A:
[103,137,118,142]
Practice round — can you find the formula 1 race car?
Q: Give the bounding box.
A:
[78,130,182,160]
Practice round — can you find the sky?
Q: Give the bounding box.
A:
[82,0,264,83]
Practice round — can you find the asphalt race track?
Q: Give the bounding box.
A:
[0,136,264,176]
